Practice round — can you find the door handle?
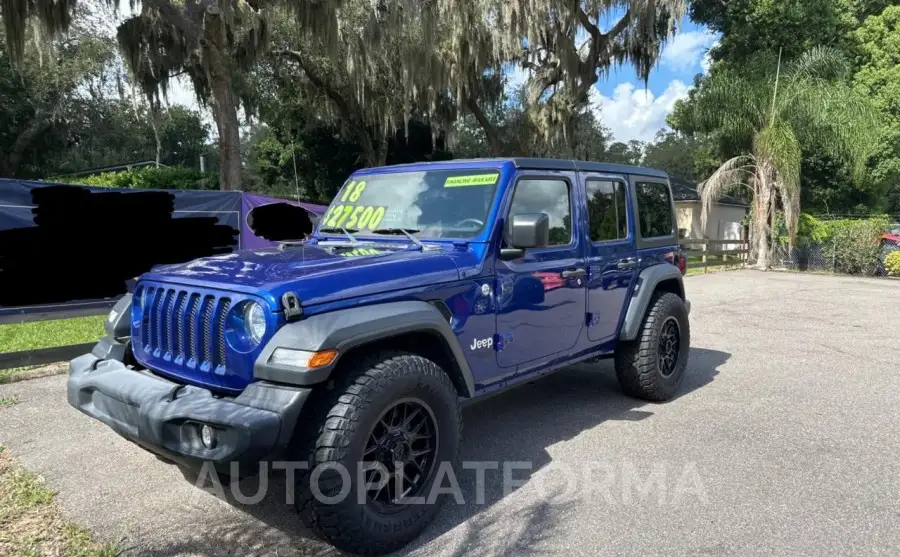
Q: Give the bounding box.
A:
[561,268,586,279]
[617,258,637,270]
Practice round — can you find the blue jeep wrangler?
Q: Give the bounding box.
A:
[68,158,690,554]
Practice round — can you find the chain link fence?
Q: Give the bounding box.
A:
[771,238,900,277]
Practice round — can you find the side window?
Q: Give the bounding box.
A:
[508,178,572,246]
[635,182,674,239]
[586,180,628,242]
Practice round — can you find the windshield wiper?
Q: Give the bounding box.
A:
[371,228,425,250]
[318,227,359,243]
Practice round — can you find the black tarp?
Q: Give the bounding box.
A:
[0,179,320,317]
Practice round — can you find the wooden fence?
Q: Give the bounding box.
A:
[680,238,750,274]
[0,301,114,371]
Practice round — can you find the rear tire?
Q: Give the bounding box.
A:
[615,292,690,402]
[293,351,462,555]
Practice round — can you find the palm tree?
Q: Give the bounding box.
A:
[693,47,877,269]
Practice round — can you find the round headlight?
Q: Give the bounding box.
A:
[243,302,267,343]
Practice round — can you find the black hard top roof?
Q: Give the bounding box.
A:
[375,157,669,179]
[505,158,669,179]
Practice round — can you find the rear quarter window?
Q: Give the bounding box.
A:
[635,182,674,239]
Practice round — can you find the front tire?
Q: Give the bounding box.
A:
[615,292,690,402]
[294,351,462,555]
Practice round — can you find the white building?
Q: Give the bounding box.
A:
[671,177,749,244]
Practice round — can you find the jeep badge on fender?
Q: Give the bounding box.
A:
[67,158,691,556]
[470,337,493,350]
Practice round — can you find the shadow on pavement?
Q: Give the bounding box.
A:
[146,347,729,557]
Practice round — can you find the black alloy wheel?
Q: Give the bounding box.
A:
[657,316,681,378]
[363,398,439,513]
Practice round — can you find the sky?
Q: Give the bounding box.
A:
[506,16,718,144]
[158,13,718,145]
[590,18,718,144]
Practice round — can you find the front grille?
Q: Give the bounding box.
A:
[139,286,231,369]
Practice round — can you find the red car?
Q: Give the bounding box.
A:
[876,224,900,275]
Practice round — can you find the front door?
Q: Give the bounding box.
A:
[496,174,586,368]
[584,175,638,342]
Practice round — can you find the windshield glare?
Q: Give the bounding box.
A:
[318,169,500,239]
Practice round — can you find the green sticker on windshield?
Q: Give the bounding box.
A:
[444,173,499,187]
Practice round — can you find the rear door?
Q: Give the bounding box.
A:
[583,174,638,342]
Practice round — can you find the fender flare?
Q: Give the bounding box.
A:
[254,300,475,396]
[619,264,686,342]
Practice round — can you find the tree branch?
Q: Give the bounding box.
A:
[604,9,633,45]
[527,64,563,106]
[273,49,381,166]
[273,49,355,122]
[583,8,634,68]
[143,0,202,43]
[465,92,502,156]
[576,8,601,47]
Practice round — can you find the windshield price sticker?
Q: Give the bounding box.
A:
[340,180,368,202]
[444,173,499,188]
[322,203,387,230]
[339,248,383,257]
[321,180,387,230]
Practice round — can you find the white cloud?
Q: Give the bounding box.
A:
[661,30,719,73]
[589,80,690,143]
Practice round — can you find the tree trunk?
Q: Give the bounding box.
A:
[3,112,51,177]
[375,136,388,167]
[150,109,163,166]
[755,201,770,269]
[202,8,241,191]
[129,86,162,166]
[465,93,502,156]
[355,125,381,167]
[273,49,383,168]
[754,167,772,269]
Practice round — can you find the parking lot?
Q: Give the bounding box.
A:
[1,270,899,556]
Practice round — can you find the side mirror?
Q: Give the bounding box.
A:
[502,213,550,260]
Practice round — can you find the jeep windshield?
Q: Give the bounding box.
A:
[317,169,500,240]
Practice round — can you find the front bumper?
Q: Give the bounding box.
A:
[67,347,310,471]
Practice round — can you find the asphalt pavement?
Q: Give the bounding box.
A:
[1,270,899,556]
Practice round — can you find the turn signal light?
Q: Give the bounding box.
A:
[269,348,338,369]
[308,349,338,368]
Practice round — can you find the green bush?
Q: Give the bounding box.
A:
[797,214,830,245]
[774,212,831,246]
[820,216,890,275]
[53,166,218,190]
[885,251,900,277]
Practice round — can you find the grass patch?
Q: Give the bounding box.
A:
[0,364,67,386]
[0,316,105,354]
[0,445,123,556]
[0,395,18,409]
[686,265,743,276]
